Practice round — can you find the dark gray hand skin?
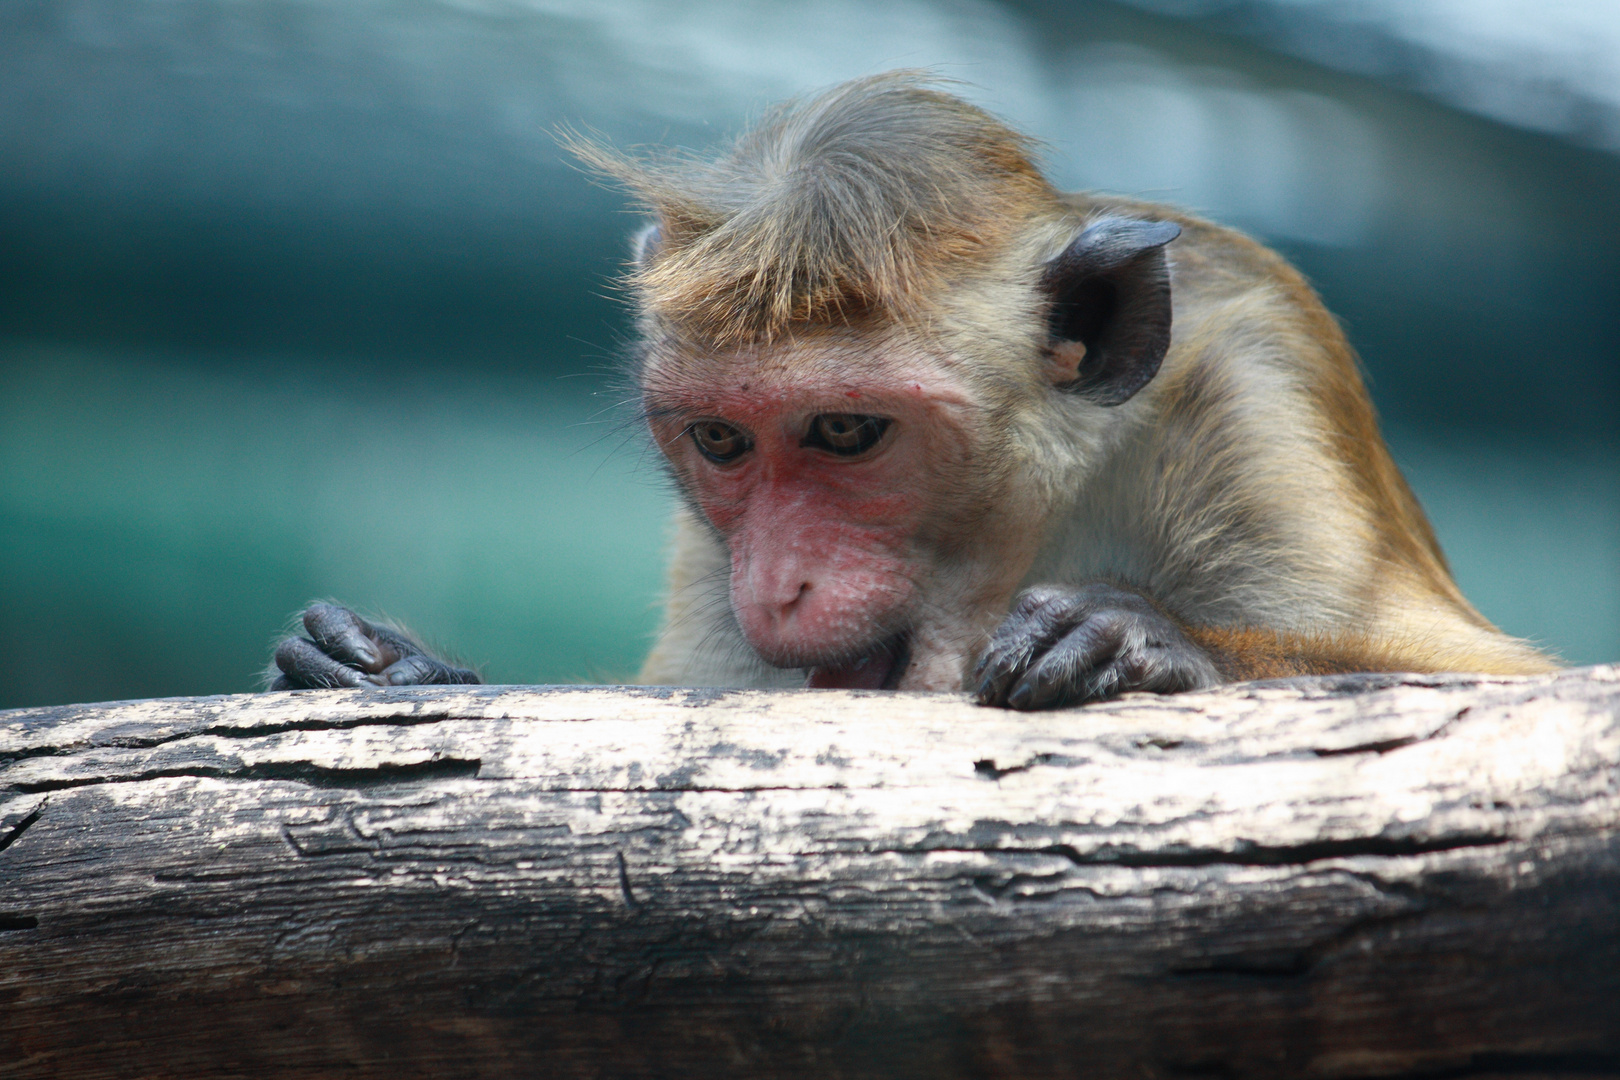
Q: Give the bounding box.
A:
[974,582,1221,709]
[270,604,481,690]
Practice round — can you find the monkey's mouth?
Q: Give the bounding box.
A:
[805,634,911,692]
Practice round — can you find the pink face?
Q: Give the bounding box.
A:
[646,345,1002,691]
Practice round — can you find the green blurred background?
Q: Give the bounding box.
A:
[2,0,1616,708]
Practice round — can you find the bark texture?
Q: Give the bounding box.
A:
[2,666,1618,1079]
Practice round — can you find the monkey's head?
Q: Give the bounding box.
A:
[577,73,1178,691]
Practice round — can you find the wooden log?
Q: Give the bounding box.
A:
[2,667,1618,1079]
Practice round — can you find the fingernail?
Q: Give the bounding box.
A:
[1007,683,1033,709]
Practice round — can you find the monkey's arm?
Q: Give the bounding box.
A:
[1179,626,1422,681]
[972,582,1455,710]
[269,604,480,690]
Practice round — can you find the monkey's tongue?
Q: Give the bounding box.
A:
[806,639,905,691]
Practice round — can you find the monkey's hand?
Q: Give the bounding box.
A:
[974,583,1220,709]
[269,604,481,690]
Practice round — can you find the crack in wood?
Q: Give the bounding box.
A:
[0,711,461,767]
[0,804,42,853]
[970,870,1071,904]
[1311,735,1422,757]
[0,744,75,768]
[1168,950,1312,978]
[973,754,1052,780]
[9,756,482,794]
[1312,706,1472,758]
[882,832,1513,873]
[1040,833,1512,867]
[282,815,376,857]
[973,753,1097,779]
[617,850,641,911]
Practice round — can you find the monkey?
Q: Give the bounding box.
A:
[269,72,1557,707]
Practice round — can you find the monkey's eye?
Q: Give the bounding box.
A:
[689,421,752,464]
[802,414,891,457]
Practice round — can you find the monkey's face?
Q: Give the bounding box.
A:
[645,338,1049,692]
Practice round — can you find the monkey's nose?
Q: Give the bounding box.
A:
[763,580,812,626]
[751,577,821,644]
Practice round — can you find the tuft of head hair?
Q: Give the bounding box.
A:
[568,72,1055,345]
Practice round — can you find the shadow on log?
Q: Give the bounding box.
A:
[2,667,1619,1079]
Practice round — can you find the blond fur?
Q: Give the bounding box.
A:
[567,72,1052,346]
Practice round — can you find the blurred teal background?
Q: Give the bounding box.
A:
[1,0,1616,708]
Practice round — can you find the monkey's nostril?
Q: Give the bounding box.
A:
[778,581,812,615]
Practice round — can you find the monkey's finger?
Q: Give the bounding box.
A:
[974,641,1041,706]
[1079,659,1131,704]
[303,603,394,673]
[974,589,1089,705]
[367,622,435,663]
[379,655,481,687]
[975,632,1058,705]
[1104,632,1220,697]
[275,636,377,689]
[1004,612,1129,709]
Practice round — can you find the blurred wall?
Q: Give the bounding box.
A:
[1,0,1615,708]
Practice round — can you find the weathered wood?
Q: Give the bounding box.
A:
[2,667,1618,1079]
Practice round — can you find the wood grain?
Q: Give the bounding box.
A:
[3,667,1618,1078]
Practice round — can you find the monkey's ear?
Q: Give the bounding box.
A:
[632,222,663,268]
[1040,218,1181,406]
